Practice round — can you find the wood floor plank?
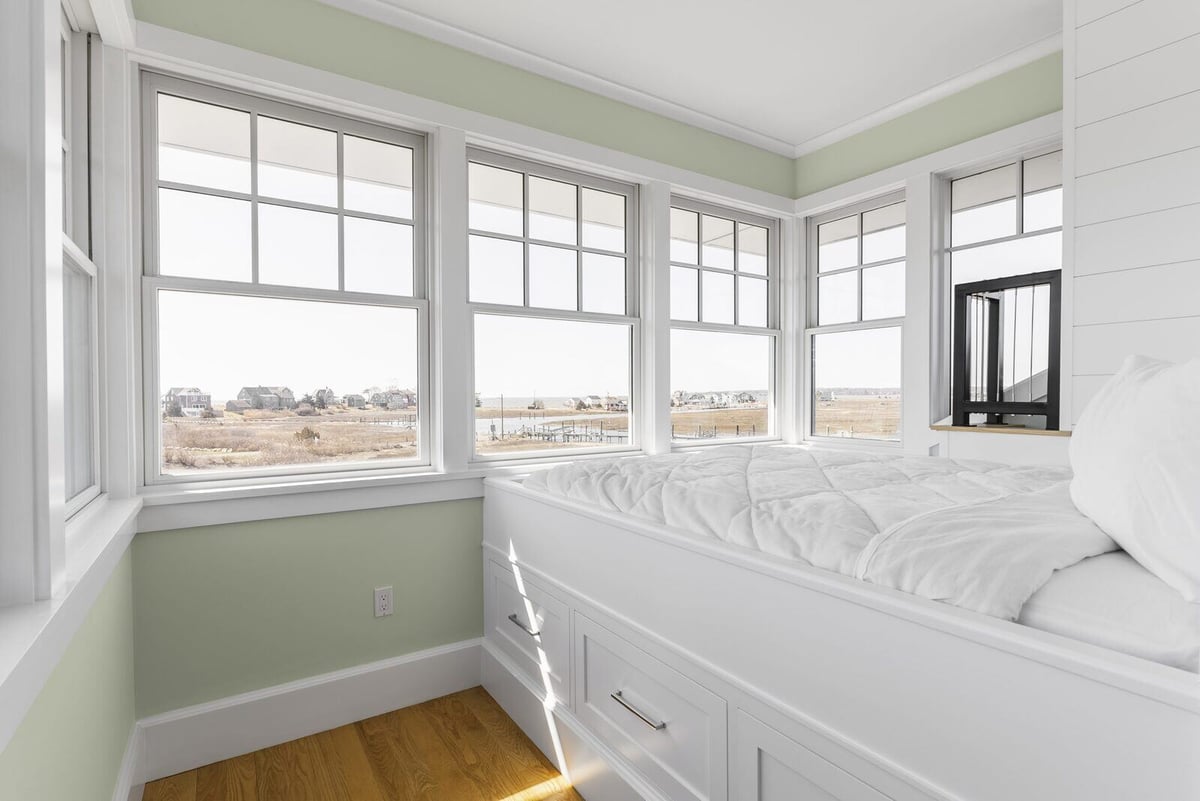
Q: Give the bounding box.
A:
[313,724,386,801]
[196,753,256,801]
[255,735,349,801]
[144,771,198,801]
[360,703,487,801]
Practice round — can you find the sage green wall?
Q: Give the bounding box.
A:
[131,0,795,197]
[0,553,135,801]
[794,52,1064,197]
[133,499,483,717]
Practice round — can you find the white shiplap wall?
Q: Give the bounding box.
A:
[1068,0,1200,422]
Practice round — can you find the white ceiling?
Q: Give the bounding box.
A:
[329,0,1062,156]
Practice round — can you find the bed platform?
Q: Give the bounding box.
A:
[480,450,1200,801]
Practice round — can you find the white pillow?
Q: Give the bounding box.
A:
[1070,356,1200,601]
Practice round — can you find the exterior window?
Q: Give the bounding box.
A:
[142,74,427,480]
[467,150,637,458]
[947,150,1063,429]
[807,193,905,442]
[669,200,777,442]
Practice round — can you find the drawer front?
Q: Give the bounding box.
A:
[732,711,891,801]
[574,614,727,801]
[488,559,570,705]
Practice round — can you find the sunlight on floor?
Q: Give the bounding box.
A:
[495,776,576,801]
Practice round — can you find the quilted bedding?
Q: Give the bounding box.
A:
[523,444,1118,619]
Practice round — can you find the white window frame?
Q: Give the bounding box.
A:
[63,238,103,517]
[668,195,781,447]
[933,145,1064,422]
[804,190,907,448]
[139,71,431,487]
[465,148,640,464]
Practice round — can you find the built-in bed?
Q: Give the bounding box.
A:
[480,444,1200,801]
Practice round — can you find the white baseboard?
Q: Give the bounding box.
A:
[112,723,145,801]
[137,638,482,782]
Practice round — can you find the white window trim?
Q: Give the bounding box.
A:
[63,238,104,518]
[138,71,433,487]
[465,147,642,464]
[667,194,782,448]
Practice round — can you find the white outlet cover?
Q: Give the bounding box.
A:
[374,585,393,618]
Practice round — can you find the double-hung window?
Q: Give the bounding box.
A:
[668,199,778,442]
[807,193,906,442]
[467,150,638,458]
[142,73,427,481]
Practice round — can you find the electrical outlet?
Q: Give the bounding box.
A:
[374,586,393,618]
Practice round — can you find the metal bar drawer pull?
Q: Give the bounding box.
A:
[610,690,667,731]
[507,613,541,638]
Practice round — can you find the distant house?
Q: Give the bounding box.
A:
[369,389,416,409]
[735,392,758,404]
[528,399,545,410]
[566,397,585,409]
[585,395,604,408]
[163,387,211,417]
[604,396,628,412]
[224,399,252,413]
[344,394,366,409]
[237,386,296,410]
[314,388,337,407]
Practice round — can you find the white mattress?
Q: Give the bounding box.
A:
[1022,552,1200,672]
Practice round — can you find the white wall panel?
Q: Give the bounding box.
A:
[1075,148,1200,226]
[1074,261,1200,325]
[1075,34,1200,125]
[1076,92,1200,176]
[1072,375,1111,422]
[1076,0,1200,75]
[1074,317,1200,375]
[1075,204,1200,276]
[1076,0,1142,27]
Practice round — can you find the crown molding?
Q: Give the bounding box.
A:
[316,0,799,157]
[792,33,1063,158]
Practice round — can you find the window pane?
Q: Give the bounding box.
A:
[812,327,901,441]
[258,204,338,289]
[344,217,413,296]
[64,263,94,499]
[469,235,523,305]
[862,201,905,263]
[582,253,625,314]
[671,329,770,441]
[528,244,577,310]
[257,117,337,206]
[862,262,905,320]
[951,231,1062,287]
[817,215,858,272]
[670,208,698,264]
[670,265,699,321]
[344,135,413,219]
[582,188,625,252]
[1023,150,1062,194]
[157,94,251,193]
[1024,187,1063,234]
[529,176,577,245]
[159,188,251,282]
[737,276,768,327]
[701,215,735,269]
[952,164,1017,246]
[473,314,631,456]
[817,270,858,326]
[737,223,768,275]
[701,270,734,324]
[469,163,523,236]
[157,290,420,474]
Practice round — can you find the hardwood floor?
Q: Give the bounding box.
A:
[143,687,583,801]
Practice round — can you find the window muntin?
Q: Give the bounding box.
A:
[143,73,427,481]
[946,150,1063,429]
[807,193,906,443]
[467,150,637,459]
[669,198,778,444]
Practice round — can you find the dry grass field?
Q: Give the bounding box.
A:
[813,395,900,440]
[670,407,768,439]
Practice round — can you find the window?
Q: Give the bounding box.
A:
[142,74,427,480]
[946,150,1063,429]
[807,193,906,442]
[669,200,777,442]
[467,150,637,458]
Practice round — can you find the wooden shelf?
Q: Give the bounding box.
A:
[930,425,1071,437]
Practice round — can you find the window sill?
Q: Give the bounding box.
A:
[0,494,140,754]
[930,425,1071,438]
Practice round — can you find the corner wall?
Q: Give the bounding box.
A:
[0,553,136,801]
[132,499,483,717]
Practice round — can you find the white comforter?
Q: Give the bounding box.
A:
[524,445,1118,619]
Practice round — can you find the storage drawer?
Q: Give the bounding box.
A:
[487,559,570,705]
[574,614,727,801]
[731,711,891,801]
